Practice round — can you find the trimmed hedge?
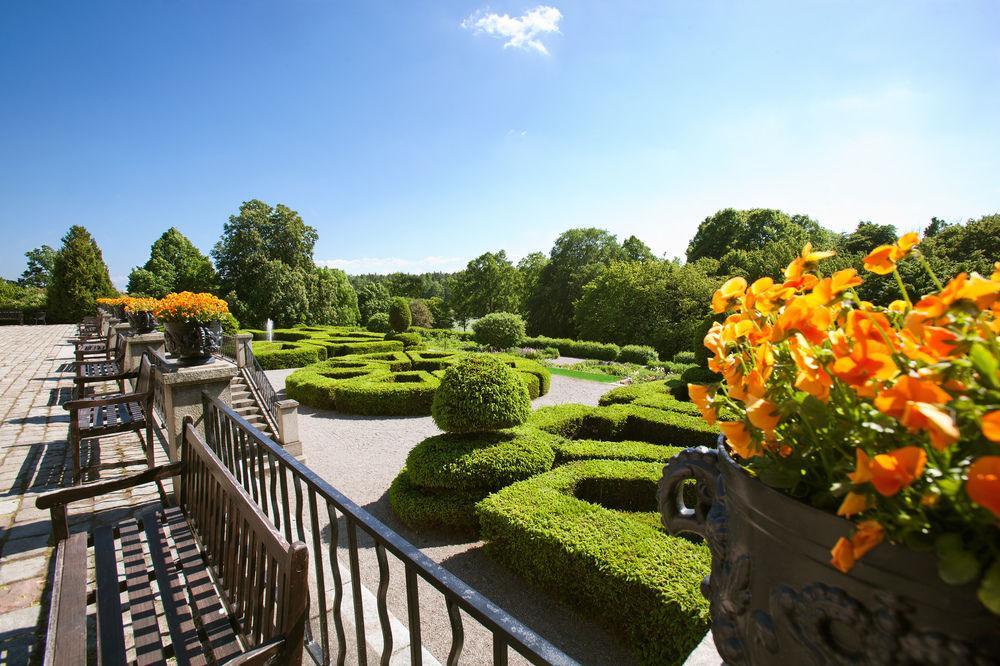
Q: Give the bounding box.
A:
[477,460,711,665]
[553,439,684,464]
[251,341,325,370]
[619,344,659,365]
[366,312,390,332]
[389,469,486,531]
[599,380,701,416]
[385,331,424,349]
[524,335,621,361]
[389,297,411,332]
[530,403,718,448]
[432,356,531,433]
[286,350,549,416]
[472,312,526,350]
[670,365,722,401]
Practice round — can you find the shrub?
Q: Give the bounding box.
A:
[472,312,526,350]
[599,380,701,416]
[389,469,486,531]
[619,344,658,365]
[477,460,711,665]
[388,297,411,332]
[530,403,718,448]
[366,312,390,332]
[251,341,324,370]
[672,351,696,364]
[553,439,684,464]
[386,331,423,349]
[409,299,434,328]
[523,335,620,361]
[432,355,531,433]
[670,365,722,401]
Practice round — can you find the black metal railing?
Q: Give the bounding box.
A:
[239,336,280,433]
[218,333,238,362]
[201,393,576,666]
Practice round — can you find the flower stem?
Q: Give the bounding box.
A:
[917,252,944,291]
[893,269,912,308]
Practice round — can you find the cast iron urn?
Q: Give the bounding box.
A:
[658,440,1000,666]
[126,311,158,334]
[163,320,222,364]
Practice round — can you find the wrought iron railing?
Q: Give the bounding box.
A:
[201,393,576,666]
[218,333,238,362]
[238,336,281,434]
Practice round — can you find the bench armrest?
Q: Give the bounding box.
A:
[73,371,137,384]
[37,462,183,541]
[63,391,147,412]
[223,637,285,665]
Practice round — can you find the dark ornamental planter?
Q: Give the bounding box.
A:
[126,311,158,334]
[658,441,1000,666]
[113,305,127,320]
[163,321,222,364]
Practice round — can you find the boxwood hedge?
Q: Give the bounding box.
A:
[523,335,620,361]
[599,380,701,416]
[251,340,326,370]
[530,403,717,447]
[477,460,711,665]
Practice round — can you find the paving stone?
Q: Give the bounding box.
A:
[0,555,48,585]
[0,603,40,633]
[0,578,46,613]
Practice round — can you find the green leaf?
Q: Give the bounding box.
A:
[977,560,1000,615]
[934,533,964,556]
[969,343,1000,389]
[938,548,980,585]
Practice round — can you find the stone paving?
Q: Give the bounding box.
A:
[0,325,171,664]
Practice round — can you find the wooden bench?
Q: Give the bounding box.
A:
[0,310,24,325]
[64,353,155,483]
[37,417,309,665]
[74,334,128,397]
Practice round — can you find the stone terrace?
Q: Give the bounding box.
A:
[0,325,172,664]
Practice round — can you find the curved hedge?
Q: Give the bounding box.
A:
[599,380,701,416]
[530,403,717,447]
[286,350,550,416]
[251,341,326,370]
[477,460,711,665]
[432,355,530,433]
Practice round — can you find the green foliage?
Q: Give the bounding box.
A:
[687,208,834,263]
[530,403,717,447]
[386,331,424,349]
[251,340,325,369]
[127,227,217,297]
[220,311,240,335]
[516,252,548,313]
[619,345,658,365]
[355,280,391,324]
[670,366,722,401]
[426,296,454,329]
[46,226,117,323]
[451,250,522,322]
[388,297,412,332]
[366,312,391,332]
[553,439,684,464]
[389,469,486,531]
[19,245,56,289]
[621,235,657,262]
[306,267,360,326]
[432,355,531,433]
[472,312,526,349]
[526,228,626,338]
[599,380,701,416]
[477,460,711,665]
[409,299,434,328]
[0,281,46,312]
[672,351,696,364]
[523,335,620,361]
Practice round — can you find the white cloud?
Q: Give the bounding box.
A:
[461,5,562,55]
[316,256,467,275]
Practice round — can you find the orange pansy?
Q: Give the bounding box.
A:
[688,384,718,426]
[983,411,1000,443]
[848,448,873,485]
[831,537,855,573]
[869,447,927,496]
[863,244,898,275]
[966,456,1000,519]
[719,421,756,459]
[837,491,870,517]
[784,242,836,280]
[746,396,780,434]
[712,277,747,314]
[851,520,885,559]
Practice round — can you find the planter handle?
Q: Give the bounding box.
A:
[658,445,721,538]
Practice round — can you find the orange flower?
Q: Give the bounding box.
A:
[831,537,855,573]
[863,244,898,275]
[895,231,920,257]
[746,396,780,434]
[966,456,1000,519]
[983,411,1000,442]
[719,421,756,458]
[848,448,873,485]
[784,242,836,280]
[874,375,951,417]
[772,296,832,344]
[830,333,898,391]
[904,402,960,450]
[869,447,927,496]
[837,491,870,517]
[712,277,747,314]
[688,384,717,426]
[808,269,863,306]
[788,335,832,401]
[829,520,885,573]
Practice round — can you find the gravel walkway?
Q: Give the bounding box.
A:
[265,370,639,665]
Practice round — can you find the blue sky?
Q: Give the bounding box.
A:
[1,1,998,286]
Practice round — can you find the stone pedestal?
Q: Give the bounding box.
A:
[234,333,253,368]
[156,356,237,466]
[112,322,131,342]
[124,332,166,372]
[275,399,304,460]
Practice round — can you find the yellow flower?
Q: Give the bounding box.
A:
[712,277,747,314]
[784,243,836,280]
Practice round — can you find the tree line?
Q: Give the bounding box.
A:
[6,202,997,361]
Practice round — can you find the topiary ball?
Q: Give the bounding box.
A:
[472,312,526,350]
[366,311,391,333]
[432,355,531,433]
[388,297,412,333]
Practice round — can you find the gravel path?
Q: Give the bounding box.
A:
[265,370,639,665]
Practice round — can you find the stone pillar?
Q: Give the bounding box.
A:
[275,399,304,460]
[100,313,112,336]
[157,356,237,466]
[112,322,131,343]
[124,332,166,372]
[234,333,253,368]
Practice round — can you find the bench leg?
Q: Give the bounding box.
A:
[70,421,81,485]
[145,421,154,469]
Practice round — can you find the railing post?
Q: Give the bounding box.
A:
[274,399,304,461]
[235,333,253,368]
[124,331,165,372]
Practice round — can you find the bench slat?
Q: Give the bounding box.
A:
[94,526,127,664]
[119,518,166,664]
[44,533,87,666]
[142,510,207,666]
[163,506,244,663]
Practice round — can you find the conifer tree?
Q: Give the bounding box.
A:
[47,226,117,323]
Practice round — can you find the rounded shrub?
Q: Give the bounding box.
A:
[388,297,412,333]
[619,344,658,365]
[472,312,526,350]
[672,350,696,364]
[432,355,531,433]
[366,311,390,332]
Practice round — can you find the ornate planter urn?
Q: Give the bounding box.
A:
[163,320,222,364]
[126,311,158,334]
[658,441,1000,665]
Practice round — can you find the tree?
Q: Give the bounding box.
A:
[516,252,548,313]
[47,226,117,323]
[525,228,624,338]
[686,209,831,263]
[451,251,522,322]
[389,297,412,332]
[426,296,454,329]
[409,299,434,328]
[127,227,216,297]
[841,221,897,256]
[307,267,360,325]
[19,245,56,288]
[924,217,950,238]
[621,235,656,262]
[574,260,717,359]
[355,280,391,324]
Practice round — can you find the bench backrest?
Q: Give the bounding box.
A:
[178,420,308,660]
[134,353,155,397]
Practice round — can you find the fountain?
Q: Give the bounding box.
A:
[265,318,274,342]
